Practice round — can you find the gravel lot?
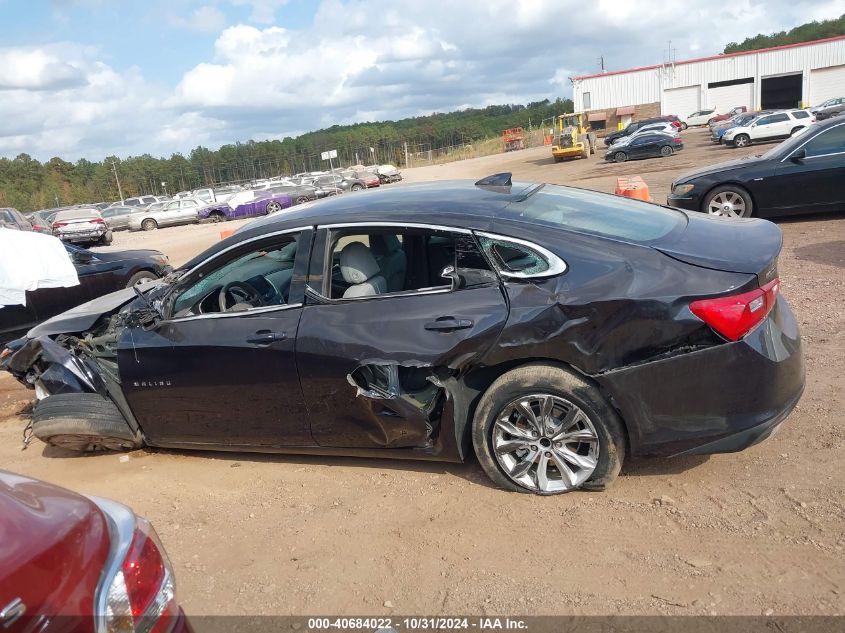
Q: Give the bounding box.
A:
[1,127,843,617]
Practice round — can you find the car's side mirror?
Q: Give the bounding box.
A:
[72,250,93,264]
[790,149,807,163]
[440,265,462,290]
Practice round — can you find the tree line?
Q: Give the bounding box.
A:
[723,14,845,53]
[0,98,573,213]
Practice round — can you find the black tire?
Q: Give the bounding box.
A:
[126,270,159,287]
[266,201,282,214]
[613,151,628,163]
[553,156,562,163]
[295,196,309,205]
[660,145,673,157]
[351,184,364,191]
[99,232,113,246]
[32,393,142,452]
[680,122,688,130]
[209,211,226,223]
[702,184,754,218]
[141,218,157,231]
[707,118,716,125]
[790,126,804,136]
[472,363,626,495]
[733,133,750,148]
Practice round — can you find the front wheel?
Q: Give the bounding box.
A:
[351,184,363,191]
[266,201,282,214]
[126,270,158,287]
[613,151,628,163]
[733,134,750,148]
[141,218,157,231]
[660,145,673,157]
[32,393,142,452]
[472,363,626,495]
[703,185,753,218]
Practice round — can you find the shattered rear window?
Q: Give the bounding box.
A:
[503,185,686,243]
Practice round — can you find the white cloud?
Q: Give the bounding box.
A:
[230,0,290,24]
[0,47,88,90]
[4,0,845,160]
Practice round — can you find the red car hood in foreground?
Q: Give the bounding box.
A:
[0,471,110,631]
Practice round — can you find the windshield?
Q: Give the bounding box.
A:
[503,184,686,243]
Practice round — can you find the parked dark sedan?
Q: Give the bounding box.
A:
[312,173,367,193]
[605,132,682,162]
[669,117,845,218]
[603,117,679,146]
[0,470,191,632]
[1,175,803,495]
[0,243,171,344]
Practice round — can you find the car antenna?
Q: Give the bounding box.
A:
[475,172,512,187]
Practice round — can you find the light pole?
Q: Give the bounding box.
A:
[111,160,124,203]
[161,181,168,196]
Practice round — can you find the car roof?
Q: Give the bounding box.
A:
[55,208,101,219]
[185,179,542,267]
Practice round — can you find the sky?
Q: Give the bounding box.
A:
[1,0,843,162]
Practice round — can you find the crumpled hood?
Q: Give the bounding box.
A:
[27,282,161,338]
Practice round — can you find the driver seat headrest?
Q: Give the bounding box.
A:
[340,242,386,298]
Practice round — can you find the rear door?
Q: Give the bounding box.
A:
[296,223,508,449]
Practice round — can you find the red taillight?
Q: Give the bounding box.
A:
[105,518,177,632]
[122,529,167,619]
[690,278,780,341]
[52,222,67,229]
[92,217,105,224]
[673,137,682,143]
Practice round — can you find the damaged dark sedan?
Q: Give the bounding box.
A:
[0,174,804,495]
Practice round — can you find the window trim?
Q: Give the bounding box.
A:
[781,121,845,163]
[164,226,311,322]
[474,231,568,280]
[314,221,476,303]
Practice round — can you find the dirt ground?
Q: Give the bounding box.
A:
[1,127,843,617]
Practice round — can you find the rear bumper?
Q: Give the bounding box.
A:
[595,296,805,457]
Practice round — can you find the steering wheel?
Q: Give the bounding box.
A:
[218,281,265,312]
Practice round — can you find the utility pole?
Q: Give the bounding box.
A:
[111,160,124,203]
[404,141,410,168]
[599,55,605,72]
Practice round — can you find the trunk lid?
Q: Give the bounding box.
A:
[0,471,110,631]
[656,213,782,279]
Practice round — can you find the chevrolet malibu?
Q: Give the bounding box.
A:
[0,175,804,495]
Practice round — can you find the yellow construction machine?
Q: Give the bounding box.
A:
[551,112,597,162]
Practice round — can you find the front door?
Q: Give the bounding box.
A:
[120,228,314,447]
[770,121,845,214]
[296,225,508,449]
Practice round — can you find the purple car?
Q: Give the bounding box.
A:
[198,190,292,222]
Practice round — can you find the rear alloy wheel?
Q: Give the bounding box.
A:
[472,363,626,495]
[704,186,753,218]
[660,145,673,157]
[351,184,364,191]
[295,196,309,204]
[266,201,282,214]
[614,151,628,163]
[733,134,750,148]
[141,218,157,231]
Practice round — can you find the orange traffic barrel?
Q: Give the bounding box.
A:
[543,135,553,145]
[615,176,652,202]
[220,229,236,240]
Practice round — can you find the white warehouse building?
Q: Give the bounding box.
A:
[570,35,845,131]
